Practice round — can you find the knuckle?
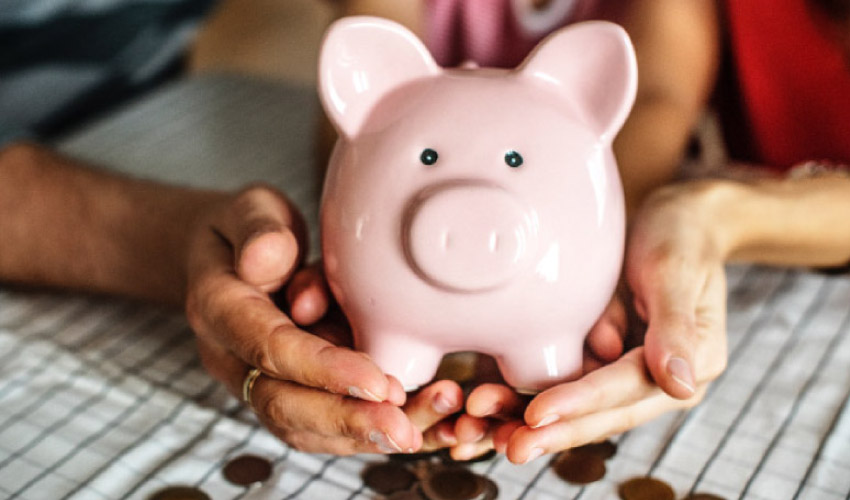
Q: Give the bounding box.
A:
[285,433,311,452]
[263,391,296,431]
[245,338,277,375]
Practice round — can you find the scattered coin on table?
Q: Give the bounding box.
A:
[552,448,607,484]
[683,494,727,500]
[362,461,418,494]
[386,489,428,500]
[572,440,618,460]
[618,477,675,500]
[147,485,211,500]
[221,454,273,486]
[420,465,496,500]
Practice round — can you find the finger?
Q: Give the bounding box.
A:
[192,269,396,404]
[455,414,490,444]
[629,254,707,399]
[638,271,701,400]
[466,384,527,419]
[252,374,422,454]
[286,264,330,326]
[451,414,495,461]
[421,420,458,451]
[524,348,657,427]
[492,420,523,454]
[404,380,463,431]
[586,297,626,362]
[506,386,706,464]
[217,186,307,291]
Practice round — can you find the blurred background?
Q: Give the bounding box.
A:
[188,0,337,84]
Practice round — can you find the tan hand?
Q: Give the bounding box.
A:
[185,185,417,454]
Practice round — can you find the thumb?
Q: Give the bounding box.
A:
[216,186,307,292]
[631,265,699,400]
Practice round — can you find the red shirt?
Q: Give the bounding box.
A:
[724,0,850,169]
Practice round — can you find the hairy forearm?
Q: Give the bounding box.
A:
[0,142,225,305]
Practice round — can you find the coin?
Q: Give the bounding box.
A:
[573,440,618,460]
[362,461,418,494]
[480,477,499,500]
[147,485,211,500]
[386,489,428,500]
[618,477,675,500]
[222,454,273,486]
[421,466,488,500]
[684,494,726,500]
[552,449,606,484]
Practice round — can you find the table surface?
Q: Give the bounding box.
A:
[1,74,848,500]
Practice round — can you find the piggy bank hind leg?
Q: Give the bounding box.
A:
[494,338,585,394]
[357,331,444,392]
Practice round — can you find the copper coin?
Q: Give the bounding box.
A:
[552,450,607,484]
[222,454,273,486]
[618,477,675,500]
[421,466,488,500]
[362,461,418,494]
[480,477,499,500]
[147,486,211,500]
[387,489,428,500]
[573,440,618,460]
[684,494,727,500]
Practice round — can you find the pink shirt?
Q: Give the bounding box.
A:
[424,0,601,68]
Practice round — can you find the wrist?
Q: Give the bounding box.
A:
[637,179,746,261]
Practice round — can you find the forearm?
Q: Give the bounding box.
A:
[715,177,850,267]
[0,142,225,305]
[610,0,720,216]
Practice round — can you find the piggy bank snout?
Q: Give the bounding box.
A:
[403,183,539,292]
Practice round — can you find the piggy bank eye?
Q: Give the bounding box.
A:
[505,150,524,168]
[420,148,439,166]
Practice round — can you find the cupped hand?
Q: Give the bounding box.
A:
[185,185,418,455]
[285,258,467,454]
[459,183,731,463]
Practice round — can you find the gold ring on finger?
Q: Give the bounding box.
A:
[242,367,262,409]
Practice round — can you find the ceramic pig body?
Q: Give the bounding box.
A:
[319,17,636,392]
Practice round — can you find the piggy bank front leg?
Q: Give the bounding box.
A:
[495,337,585,394]
[356,330,444,392]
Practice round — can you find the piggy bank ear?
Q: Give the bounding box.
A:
[518,21,637,142]
[319,16,439,138]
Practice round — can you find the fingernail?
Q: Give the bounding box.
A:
[453,443,477,460]
[532,414,559,429]
[482,402,502,416]
[667,357,696,395]
[524,447,545,464]
[471,429,486,443]
[437,427,457,445]
[432,393,456,414]
[369,430,403,453]
[349,386,383,403]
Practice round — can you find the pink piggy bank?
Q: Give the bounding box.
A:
[319,17,636,393]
